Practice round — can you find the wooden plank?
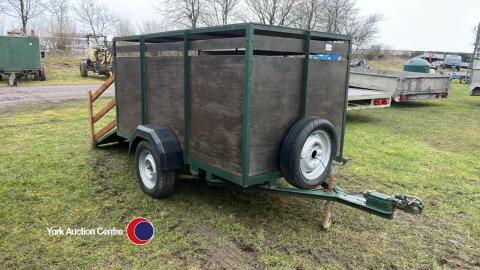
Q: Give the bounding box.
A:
[91,75,114,102]
[305,60,348,156]
[116,57,141,137]
[144,37,246,52]
[189,55,244,175]
[254,35,304,53]
[94,120,117,141]
[146,42,183,52]
[93,97,116,123]
[248,56,303,176]
[87,91,96,149]
[310,40,349,55]
[190,37,245,51]
[116,45,141,53]
[254,35,348,55]
[145,57,185,147]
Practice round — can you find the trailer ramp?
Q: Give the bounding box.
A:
[87,76,124,148]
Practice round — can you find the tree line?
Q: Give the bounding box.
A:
[0,0,382,52]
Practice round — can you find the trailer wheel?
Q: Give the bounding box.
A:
[80,61,88,77]
[8,73,17,86]
[33,71,40,81]
[280,117,337,190]
[39,69,46,81]
[135,141,175,198]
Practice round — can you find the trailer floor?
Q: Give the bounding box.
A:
[0,82,478,269]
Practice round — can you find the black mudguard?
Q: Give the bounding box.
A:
[129,125,183,171]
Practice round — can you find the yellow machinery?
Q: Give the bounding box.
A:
[80,34,112,77]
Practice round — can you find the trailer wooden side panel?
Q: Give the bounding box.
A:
[189,55,245,175]
[306,60,348,155]
[116,57,141,138]
[248,56,303,176]
[146,56,185,145]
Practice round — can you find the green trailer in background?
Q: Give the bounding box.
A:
[0,35,46,86]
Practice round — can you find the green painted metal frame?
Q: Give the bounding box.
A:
[338,37,352,161]
[112,41,124,138]
[112,23,350,43]
[183,31,191,164]
[241,24,254,186]
[140,38,147,124]
[265,186,395,219]
[300,31,311,117]
[205,178,395,219]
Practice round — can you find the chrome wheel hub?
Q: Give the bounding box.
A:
[139,150,157,189]
[300,130,332,180]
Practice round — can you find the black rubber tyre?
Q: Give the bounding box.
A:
[280,117,337,190]
[135,141,175,198]
[39,68,46,81]
[80,61,88,77]
[33,71,40,81]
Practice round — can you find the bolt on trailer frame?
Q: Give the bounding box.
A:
[90,23,423,226]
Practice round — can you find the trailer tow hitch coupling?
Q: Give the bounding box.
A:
[392,194,425,215]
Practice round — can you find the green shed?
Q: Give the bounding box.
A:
[404,58,431,73]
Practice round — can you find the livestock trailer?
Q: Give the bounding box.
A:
[0,35,46,86]
[350,67,451,102]
[88,24,422,226]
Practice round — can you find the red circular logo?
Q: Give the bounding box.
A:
[126,218,154,245]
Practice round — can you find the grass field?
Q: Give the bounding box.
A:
[0,55,106,87]
[0,81,479,269]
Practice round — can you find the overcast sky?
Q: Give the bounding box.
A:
[101,0,480,52]
[1,0,479,52]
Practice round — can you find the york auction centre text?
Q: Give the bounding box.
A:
[47,227,124,236]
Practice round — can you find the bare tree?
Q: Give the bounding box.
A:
[137,19,165,34]
[314,0,382,49]
[153,0,203,29]
[344,13,382,50]
[245,0,297,26]
[45,0,68,33]
[321,0,354,33]
[73,0,118,40]
[293,0,325,30]
[44,0,76,51]
[202,0,240,26]
[116,17,136,37]
[3,0,44,34]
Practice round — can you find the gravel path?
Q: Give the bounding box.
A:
[0,84,114,109]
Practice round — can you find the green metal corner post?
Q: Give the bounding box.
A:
[338,37,352,161]
[183,31,191,164]
[140,38,147,124]
[241,24,254,185]
[300,31,311,117]
[113,41,121,135]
